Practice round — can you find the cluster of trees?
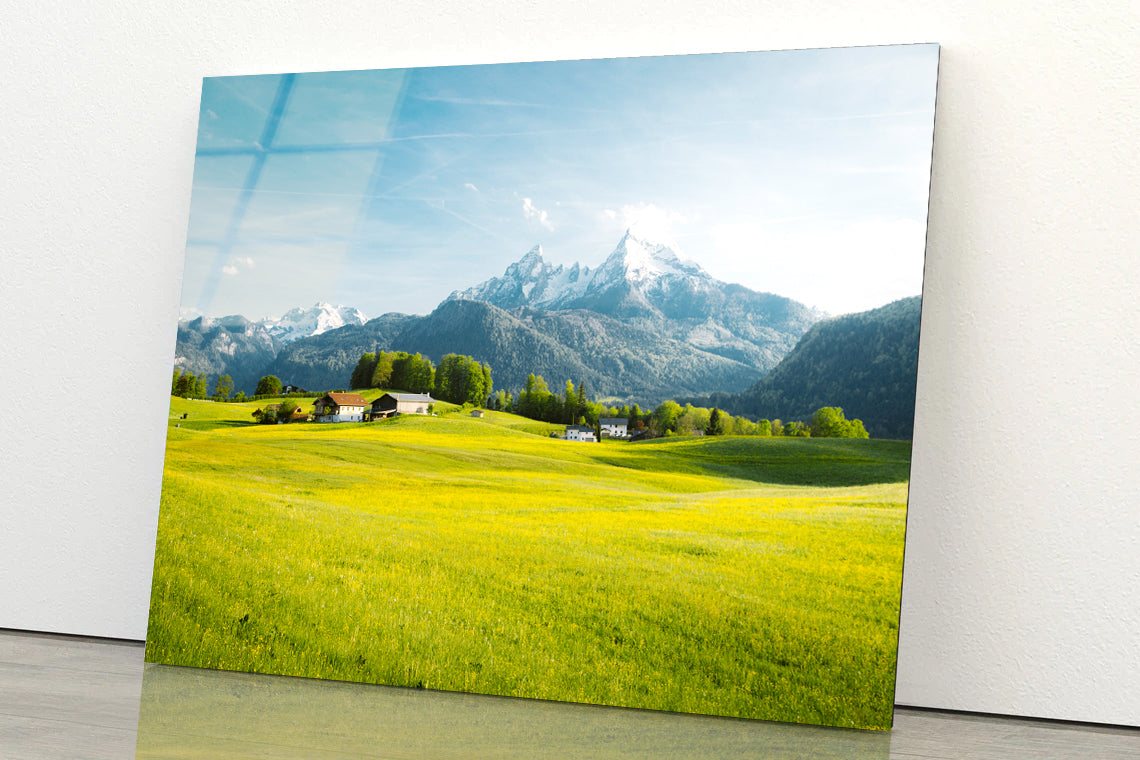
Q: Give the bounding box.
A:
[349,351,490,406]
[810,406,869,438]
[172,368,247,402]
[251,400,301,425]
[644,402,868,439]
[171,368,208,399]
[350,351,435,395]
[254,375,281,396]
[508,375,647,430]
[434,354,492,406]
[646,400,766,437]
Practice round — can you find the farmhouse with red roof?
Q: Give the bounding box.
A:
[313,392,369,423]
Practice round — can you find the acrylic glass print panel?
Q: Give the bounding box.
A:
[148,44,939,730]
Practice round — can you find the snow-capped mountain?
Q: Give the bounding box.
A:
[448,230,710,315]
[258,302,368,344]
[175,233,822,400]
[446,245,591,310]
[444,229,822,378]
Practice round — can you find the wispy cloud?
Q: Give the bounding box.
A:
[412,94,605,113]
[413,94,547,108]
[464,182,479,192]
[523,198,554,231]
[433,202,510,242]
[222,256,255,276]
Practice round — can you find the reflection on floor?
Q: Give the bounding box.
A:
[135,661,890,759]
[0,630,1137,760]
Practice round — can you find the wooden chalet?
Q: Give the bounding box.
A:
[313,392,369,423]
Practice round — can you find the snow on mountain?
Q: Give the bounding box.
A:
[259,302,368,344]
[445,228,822,370]
[593,229,706,286]
[448,230,710,313]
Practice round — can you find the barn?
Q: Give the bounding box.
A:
[370,392,434,419]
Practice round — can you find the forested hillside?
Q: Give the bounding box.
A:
[696,297,922,439]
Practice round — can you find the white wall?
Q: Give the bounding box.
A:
[1,0,1136,728]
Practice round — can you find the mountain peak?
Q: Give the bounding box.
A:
[603,229,706,283]
[260,302,368,343]
[620,225,675,249]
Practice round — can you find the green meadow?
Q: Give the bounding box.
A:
[146,396,910,730]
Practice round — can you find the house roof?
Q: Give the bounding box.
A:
[323,392,368,406]
[376,392,434,404]
[600,417,628,425]
[566,425,594,432]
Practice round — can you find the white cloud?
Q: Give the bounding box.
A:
[522,197,554,231]
[464,182,478,192]
[603,209,616,220]
[221,256,255,277]
[707,217,927,315]
[618,203,692,247]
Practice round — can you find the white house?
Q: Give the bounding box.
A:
[313,392,368,423]
[599,417,628,438]
[370,392,434,419]
[564,425,597,442]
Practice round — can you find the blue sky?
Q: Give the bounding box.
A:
[181,45,939,320]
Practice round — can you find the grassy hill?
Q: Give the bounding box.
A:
[147,397,911,729]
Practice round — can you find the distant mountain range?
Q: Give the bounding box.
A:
[173,231,921,434]
[189,230,819,401]
[174,302,368,392]
[261,303,368,344]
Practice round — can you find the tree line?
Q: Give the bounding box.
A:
[491,373,868,440]
[172,368,247,402]
[642,401,867,439]
[502,375,647,430]
[175,351,870,440]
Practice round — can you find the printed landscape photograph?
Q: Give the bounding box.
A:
[147,44,939,730]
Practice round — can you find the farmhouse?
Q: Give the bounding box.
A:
[470,409,485,418]
[370,392,434,420]
[564,425,597,443]
[599,417,628,438]
[313,392,368,423]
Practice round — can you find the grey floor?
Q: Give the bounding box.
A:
[1,630,1136,759]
